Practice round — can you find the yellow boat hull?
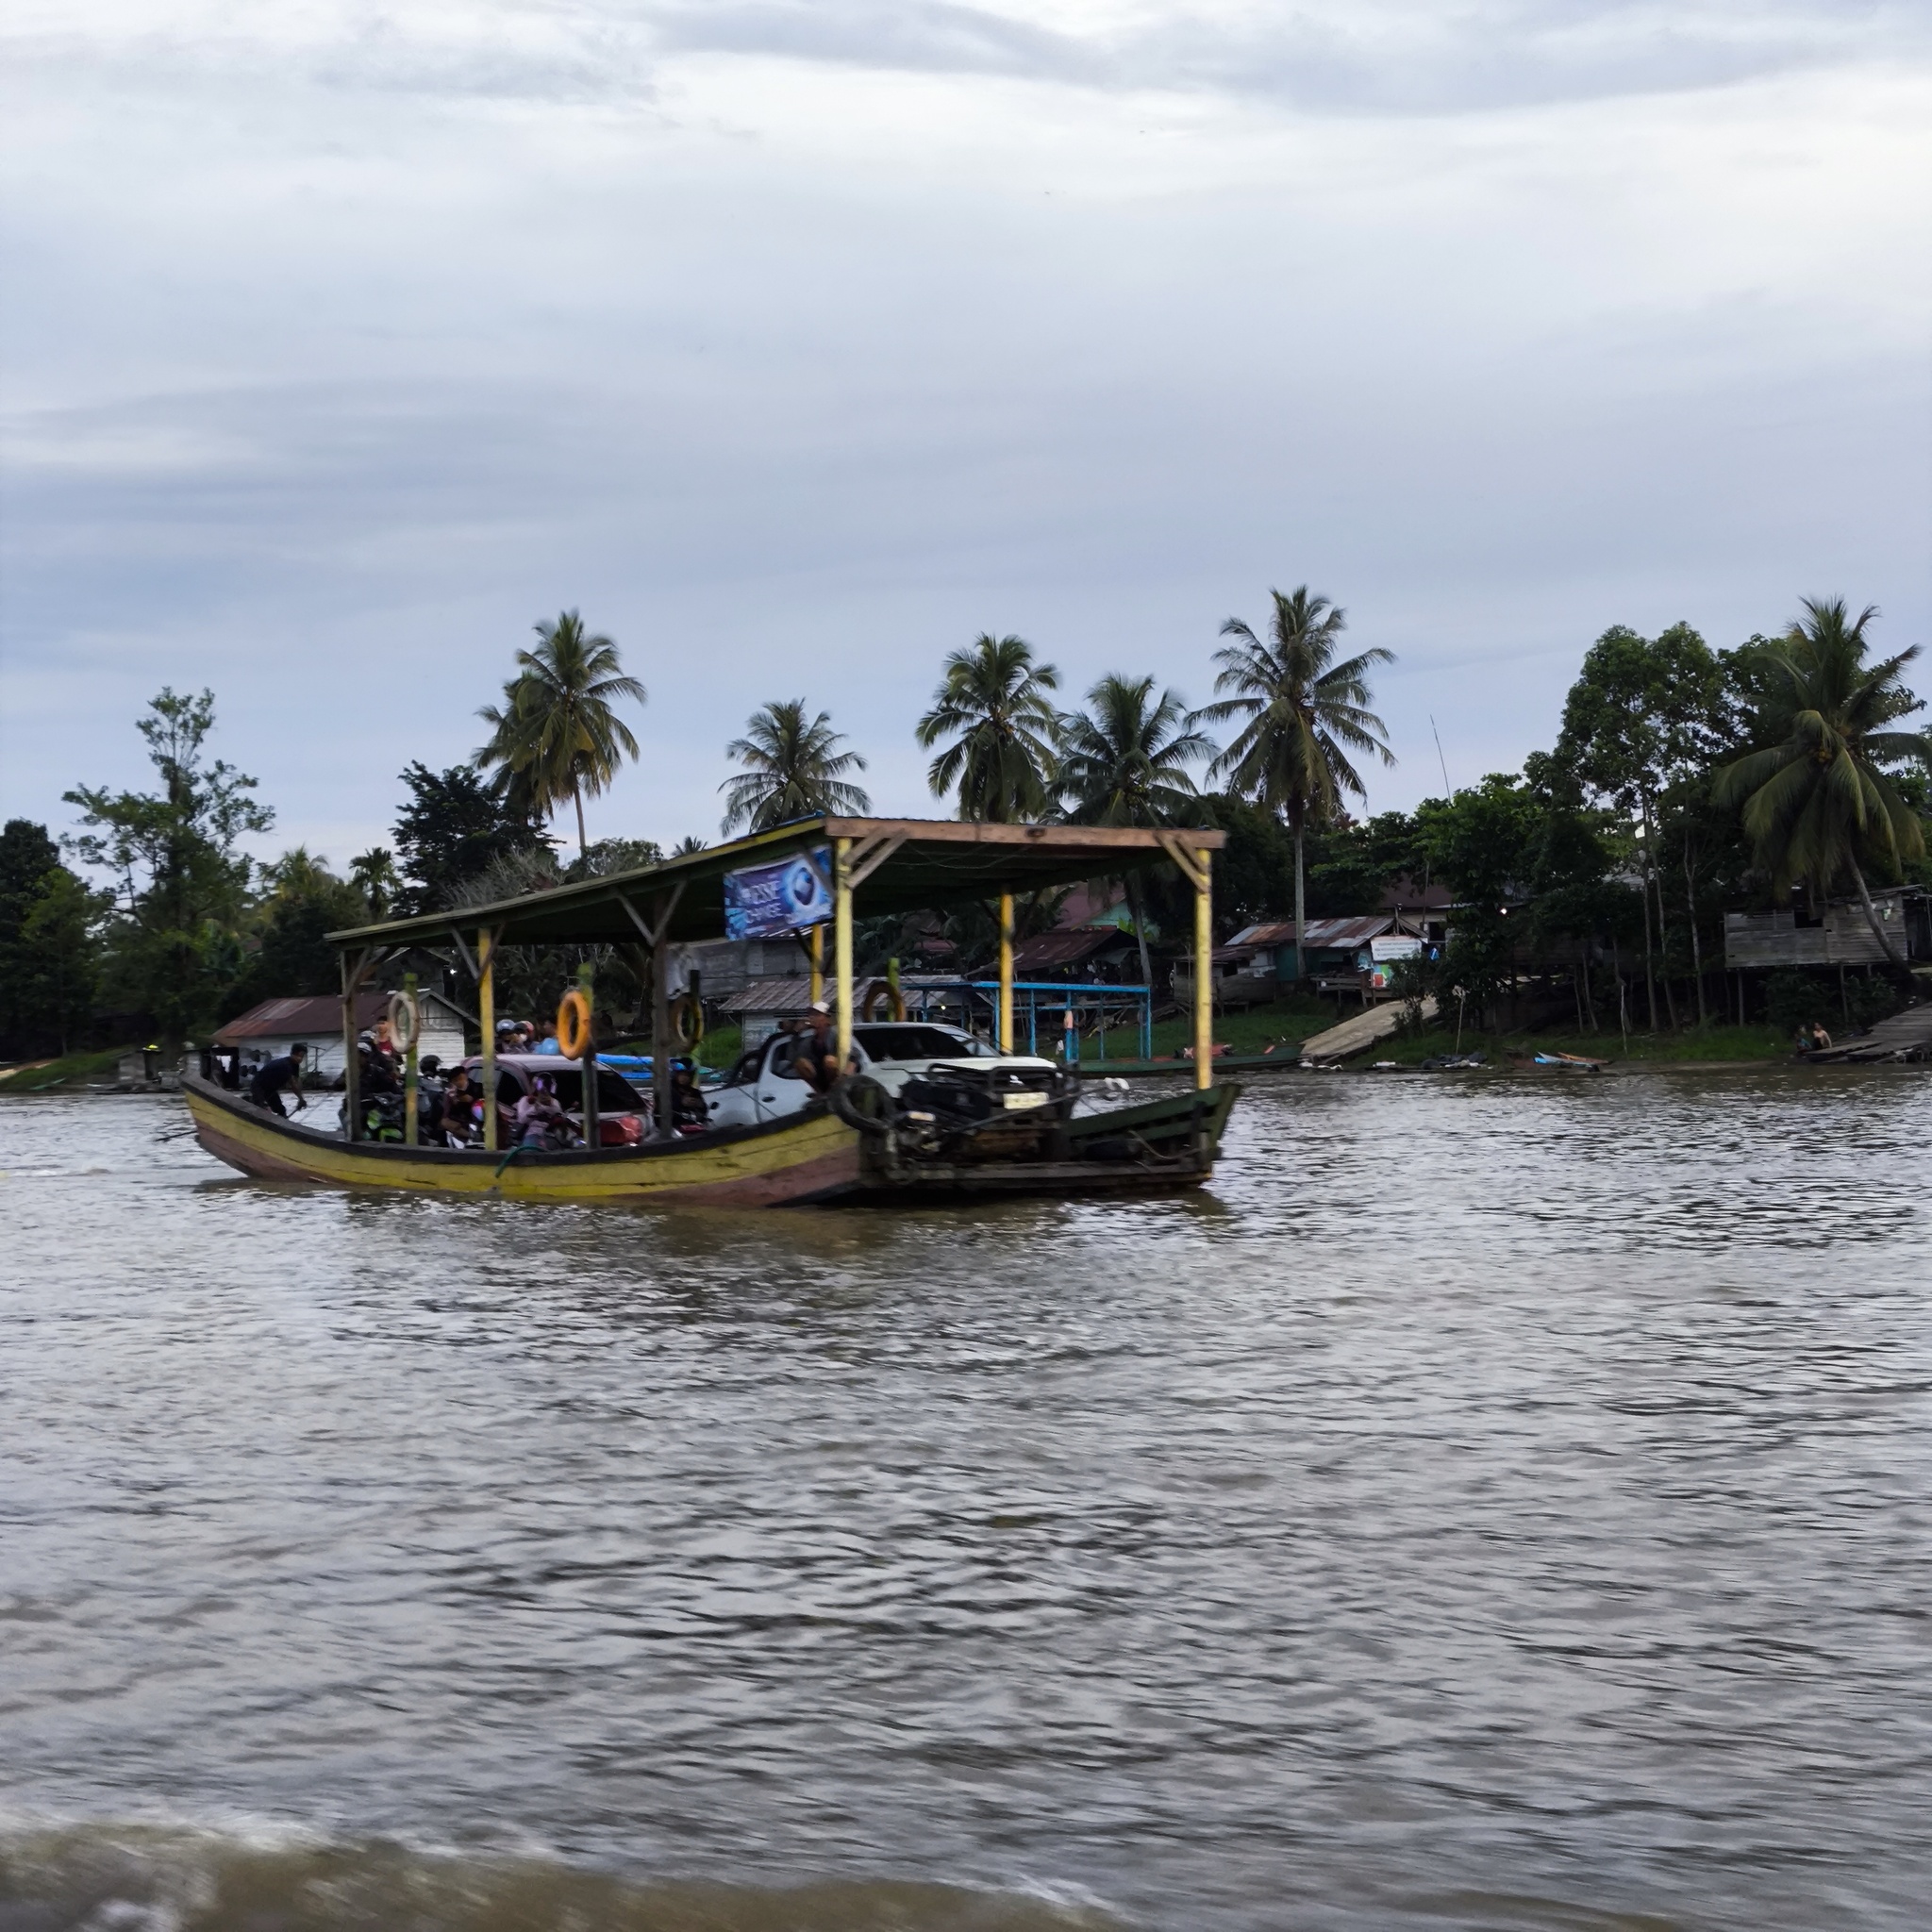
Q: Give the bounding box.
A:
[183,1075,864,1206]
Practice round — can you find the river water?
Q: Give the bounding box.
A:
[3,1074,1929,1931]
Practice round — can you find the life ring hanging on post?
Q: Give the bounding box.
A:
[388,991,420,1055]
[667,990,705,1048]
[557,987,592,1060]
[862,981,906,1024]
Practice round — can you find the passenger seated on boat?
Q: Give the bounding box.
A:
[789,1003,852,1096]
[512,1074,574,1151]
[440,1065,476,1144]
[358,1032,401,1095]
[248,1042,308,1117]
[670,1061,709,1133]
[416,1056,446,1138]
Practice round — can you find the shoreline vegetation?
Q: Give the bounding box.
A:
[0,1008,1840,1097]
[7,592,1931,1075]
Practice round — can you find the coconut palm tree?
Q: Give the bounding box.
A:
[1713,598,1932,963]
[915,634,1060,823]
[1057,674,1214,991]
[719,700,871,835]
[1191,587,1394,974]
[475,611,646,858]
[348,848,399,920]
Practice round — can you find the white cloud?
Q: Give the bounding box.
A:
[1,2,1927,855]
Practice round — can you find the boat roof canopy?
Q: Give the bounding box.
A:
[327,816,1225,953]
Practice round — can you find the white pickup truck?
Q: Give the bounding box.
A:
[706,1021,1062,1130]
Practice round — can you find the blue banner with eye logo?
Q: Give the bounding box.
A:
[723,846,833,940]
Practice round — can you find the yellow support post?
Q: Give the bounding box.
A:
[478,926,498,1152]
[998,891,1014,1054]
[833,838,854,1071]
[576,961,598,1150]
[1192,847,1213,1091]
[809,923,824,1007]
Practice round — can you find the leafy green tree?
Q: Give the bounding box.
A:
[225,851,367,1016]
[916,634,1061,823]
[1184,794,1294,933]
[1193,587,1394,974]
[65,689,272,1047]
[18,869,108,1054]
[475,611,647,857]
[719,700,871,834]
[1712,598,1932,963]
[1554,623,1724,1027]
[392,762,548,913]
[1412,774,1541,1027]
[1056,674,1212,991]
[0,821,108,1057]
[575,838,665,878]
[1304,810,1424,917]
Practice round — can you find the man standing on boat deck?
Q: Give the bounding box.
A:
[249,1042,308,1117]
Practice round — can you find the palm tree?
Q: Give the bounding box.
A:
[348,848,399,919]
[719,700,871,835]
[259,846,337,898]
[1057,674,1214,992]
[1713,598,1932,963]
[475,610,646,858]
[1192,587,1394,973]
[915,634,1060,822]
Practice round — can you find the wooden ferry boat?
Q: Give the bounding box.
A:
[183,817,1239,1206]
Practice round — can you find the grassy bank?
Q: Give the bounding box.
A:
[1141,997,1329,1061]
[1371,1023,1791,1066]
[0,1047,128,1092]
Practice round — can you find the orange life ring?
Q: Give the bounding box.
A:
[557,988,592,1060]
[862,982,906,1023]
[668,990,705,1047]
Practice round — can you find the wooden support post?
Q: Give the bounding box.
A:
[1192,845,1213,1091]
[478,927,498,1153]
[402,971,420,1146]
[340,949,363,1141]
[650,946,672,1141]
[834,837,855,1070]
[997,891,1014,1054]
[809,924,824,1007]
[576,961,599,1150]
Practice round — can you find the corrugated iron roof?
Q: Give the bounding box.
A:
[1225,914,1409,950]
[1302,915,1403,949]
[215,990,466,1042]
[721,975,886,1015]
[1010,926,1134,972]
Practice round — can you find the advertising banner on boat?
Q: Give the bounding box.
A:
[723,846,833,940]
[1368,934,1422,991]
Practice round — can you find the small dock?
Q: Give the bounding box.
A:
[1807,1003,1932,1063]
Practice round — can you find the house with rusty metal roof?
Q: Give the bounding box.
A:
[1176,911,1433,1007]
[214,991,470,1082]
[1008,924,1143,981]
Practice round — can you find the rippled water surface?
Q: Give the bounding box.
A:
[4,1074,1931,1930]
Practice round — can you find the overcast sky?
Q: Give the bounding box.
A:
[4,0,1928,869]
